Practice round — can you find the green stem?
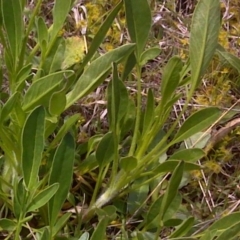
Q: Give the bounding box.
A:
[129,64,142,155]
[14,214,23,240]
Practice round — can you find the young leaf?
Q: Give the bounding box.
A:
[96,132,114,169]
[48,133,75,226]
[27,183,59,212]
[124,0,151,59]
[190,0,220,89]
[172,107,221,144]
[21,106,45,190]
[66,44,135,109]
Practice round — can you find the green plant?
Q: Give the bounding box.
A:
[0,0,240,239]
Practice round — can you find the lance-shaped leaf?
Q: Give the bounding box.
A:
[23,70,72,111]
[48,133,75,226]
[1,0,23,64]
[172,107,220,144]
[66,44,135,109]
[21,106,45,190]
[49,0,72,48]
[124,0,151,59]
[190,0,220,89]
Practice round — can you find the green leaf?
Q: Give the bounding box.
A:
[140,47,161,66]
[1,0,23,64]
[163,193,182,222]
[161,56,182,107]
[66,44,135,109]
[21,106,45,190]
[108,64,129,130]
[160,161,184,219]
[120,156,138,172]
[170,217,194,238]
[190,0,220,88]
[15,63,32,91]
[23,70,72,111]
[142,89,154,135]
[216,44,240,72]
[0,92,20,124]
[200,230,217,240]
[13,178,27,219]
[53,213,72,236]
[172,107,220,144]
[27,183,59,212]
[78,154,98,175]
[80,1,123,72]
[96,205,117,221]
[49,90,66,116]
[121,52,136,81]
[50,0,72,46]
[90,218,109,240]
[153,161,200,176]
[127,178,149,215]
[48,133,75,226]
[40,227,51,240]
[170,148,205,162]
[144,195,162,229]
[208,211,240,231]
[79,232,90,240]
[0,218,16,231]
[124,0,151,58]
[49,40,66,73]
[96,132,114,169]
[215,222,240,240]
[37,17,49,54]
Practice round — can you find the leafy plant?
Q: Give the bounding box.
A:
[0,0,239,239]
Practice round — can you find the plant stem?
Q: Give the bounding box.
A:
[129,64,142,155]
